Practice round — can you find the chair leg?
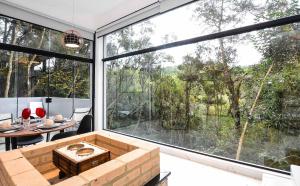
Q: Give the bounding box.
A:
[5,138,11,151]
[11,138,17,150]
[46,133,50,142]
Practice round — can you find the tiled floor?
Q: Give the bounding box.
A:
[160,153,262,186]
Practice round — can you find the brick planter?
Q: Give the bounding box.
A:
[0,131,160,186]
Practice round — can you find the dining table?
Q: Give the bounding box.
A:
[0,120,76,151]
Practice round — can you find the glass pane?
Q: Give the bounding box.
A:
[74,62,92,117]
[0,48,92,122]
[17,52,49,117]
[74,62,91,99]
[0,49,18,117]
[105,22,300,171]
[105,0,300,57]
[0,15,93,59]
[48,58,74,118]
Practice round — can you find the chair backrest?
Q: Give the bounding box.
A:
[0,113,12,122]
[77,115,93,135]
[29,102,44,117]
[72,107,91,122]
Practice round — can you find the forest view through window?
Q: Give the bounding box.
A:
[104,0,300,171]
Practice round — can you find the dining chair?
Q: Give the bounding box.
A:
[17,135,44,147]
[70,107,91,122]
[51,115,92,141]
[0,113,13,122]
[0,113,13,146]
[68,107,91,131]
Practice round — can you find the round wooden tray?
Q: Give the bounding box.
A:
[76,148,94,156]
[67,144,85,151]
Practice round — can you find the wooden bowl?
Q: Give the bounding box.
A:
[67,144,84,151]
[76,148,94,156]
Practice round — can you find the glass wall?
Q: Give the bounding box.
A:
[0,15,93,58]
[104,0,300,172]
[0,15,93,123]
[0,49,92,119]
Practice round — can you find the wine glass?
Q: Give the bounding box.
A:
[22,108,31,128]
[36,108,46,124]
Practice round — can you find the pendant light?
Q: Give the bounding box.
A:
[64,30,81,48]
[63,0,82,48]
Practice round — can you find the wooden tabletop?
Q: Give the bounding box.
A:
[0,120,76,138]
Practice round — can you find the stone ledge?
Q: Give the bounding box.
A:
[1,157,35,177]
[79,159,126,185]
[0,149,23,163]
[11,169,50,186]
[117,149,150,171]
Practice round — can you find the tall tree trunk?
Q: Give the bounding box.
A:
[4,24,19,97]
[3,20,9,43]
[236,63,274,160]
[217,0,241,128]
[27,29,46,95]
[185,81,191,130]
[219,38,241,128]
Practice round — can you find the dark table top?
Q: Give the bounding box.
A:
[0,120,75,138]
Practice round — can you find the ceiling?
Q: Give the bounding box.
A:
[4,0,158,32]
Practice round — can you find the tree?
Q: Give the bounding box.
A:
[178,55,203,130]
[105,21,174,130]
[26,28,46,95]
[193,0,256,128]
[3,20,19,97]
[0,16,92,100]
[235,0,300,160]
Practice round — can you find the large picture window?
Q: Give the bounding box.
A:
[104,0,300,172]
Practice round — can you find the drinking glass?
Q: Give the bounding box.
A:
[22,118,30,129]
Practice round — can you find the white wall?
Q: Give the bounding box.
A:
[95,37,104,130]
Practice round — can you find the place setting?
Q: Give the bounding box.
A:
[21,107,62,131]
[36,113,70,130]
[0,107,72,134]
[0,120,22,134]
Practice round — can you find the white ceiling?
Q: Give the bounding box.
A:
[4,0,158,32]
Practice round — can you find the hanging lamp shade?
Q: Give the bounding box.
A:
[63,30,82,48]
